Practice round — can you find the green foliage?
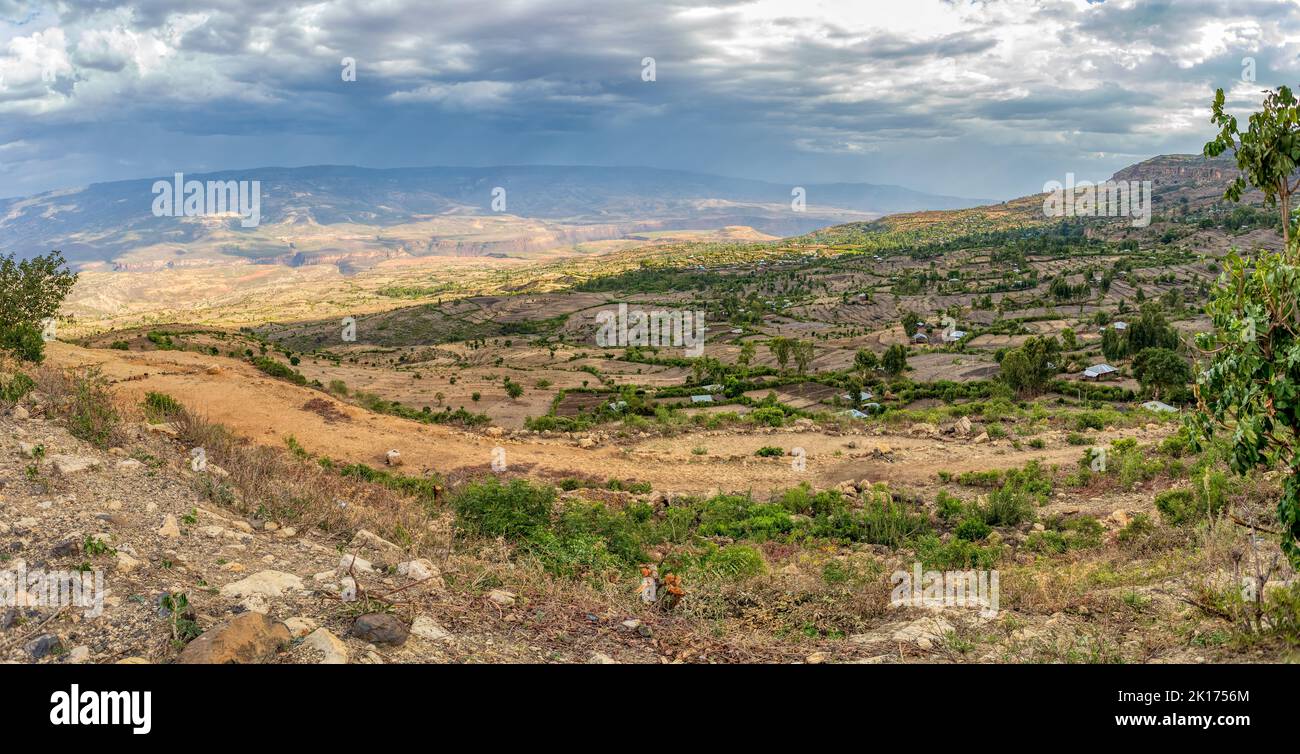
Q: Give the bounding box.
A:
[142,391,184,421]
[0,251,77,364]
[1190,249,1300,564]
[452,478,555,539]
[999,336,1061,395]
[0,371,35,402]
[882,344,908,376]
[252,356,307,385]
[1205,85,1300,243]
[1132,347,1191,400]
[913,534,1000,570]
[954,516,992,541]
[754,445,784,457]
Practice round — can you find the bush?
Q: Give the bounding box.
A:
[452,478,555,539]
[0,371,35,402]
[749,406,785,427]
[955,516,992,541]
[42,367,123,449]
[1155,486,1223,526]
[754,445,784,457]
[0,322,44,363]
[143,391,184,421]
[703,544,766,580]
[914,534,999,569]
[252,357,307,385]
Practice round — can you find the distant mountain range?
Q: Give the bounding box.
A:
[0,165,989,265]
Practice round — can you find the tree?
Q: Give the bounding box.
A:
[1192,88,1300,567]
[853,348,878,379]
[1132,347,1191,400]
[882,344,908,377]
[0,250,78,363]
[1061,328,1077,351]
[998,336,1061,395]
[900,310,921,337]
[768,337,793,371]
[792,340,814,375]
[738,341,755,366]
[503,378,524,400]
[1205,85,1300,245]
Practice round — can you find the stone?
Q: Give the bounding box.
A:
[300,628,349,664]
[218,570,304,599]
[337,553,374,575]
[578,437,595,448]
[410,615,453,642]
[24,633,62,659]
[588,652,619,664]
[157,514,181,538]
[487,589,516,606]
[385,449,403,467]
[47,455,101,475]
[116,459,145,471]
[806,652,828,664]
[115,552,142,573]
[11,405,29,421]
[284,617,317,639]
[396,558,439,582]
[177,613,290,664]
[349,613,409,646]
[65,645,91,664]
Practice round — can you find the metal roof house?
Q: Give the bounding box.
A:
[911,333,929,343]
[690,395,714,404]
[1082,363,1118,380]
[1141,400,1178,413]
[943,330,967,342]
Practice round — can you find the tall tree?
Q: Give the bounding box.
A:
[1205,85,1300,246]
[0,251,78,363]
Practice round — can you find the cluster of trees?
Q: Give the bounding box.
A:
[997,336,1061,396]
[766,337,816,374]
[1101,303,1180,362]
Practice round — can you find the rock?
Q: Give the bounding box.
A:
[621,619,642,630]
[973,432,990,444]
[115,552,142,573]
[24,634,62,659]
[116,657,149,664]
[588,652,619,664]
[157,514,181,538]
[218,570,304,599]
[396,558,439,583]
[351,529,403,561]
[955,416,973,437]
[485,426,504,438]
[300,628,349,664]
[65,646,91,664]
[1109,509,1130,528]
[51,539,80,557]
[410,615,453,642]
[385,449,403,467]
[349,613,409,646]
[177,612,290,664]
[47,455,101,475]
[142,422,179,437]
[115,459,145,471]
[337,553,374,575]
[487,589,516,607]
[578,437,595,449]
[10,405,29,421]
[1032,523,1046,532]
[284,617,317,639]
[806,651,828,664]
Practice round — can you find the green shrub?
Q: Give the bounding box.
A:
[914,534,999,569]
[0,371,35,402]
[142,391,183,421]
[702,544,766,580]
[754,445,784,457]
[749,406,786,427]
[453,478,555,539]
[935,490,965,521]
[955,516,992,541]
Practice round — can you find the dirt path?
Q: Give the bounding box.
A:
[48,343,1161,496]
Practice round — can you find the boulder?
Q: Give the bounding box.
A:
[177,613,290,664]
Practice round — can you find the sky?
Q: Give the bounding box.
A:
[1,0,1299,201]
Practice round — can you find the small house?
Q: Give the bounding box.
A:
[1082,363,1118,380]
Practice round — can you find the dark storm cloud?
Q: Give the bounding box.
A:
[1,0,1299,200]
